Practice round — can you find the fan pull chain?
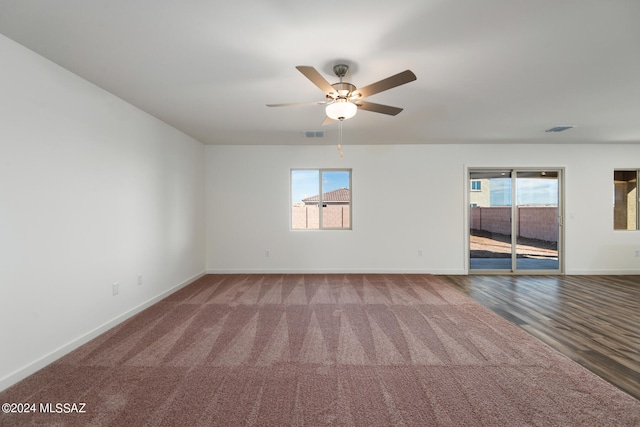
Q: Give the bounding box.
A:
[338,120,344,158]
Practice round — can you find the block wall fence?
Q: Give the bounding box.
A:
[470,206,558,242]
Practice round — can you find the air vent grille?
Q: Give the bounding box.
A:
[303,130,325,138]
[545,125,575,132]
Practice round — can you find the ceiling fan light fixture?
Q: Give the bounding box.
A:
[326,99,357,121]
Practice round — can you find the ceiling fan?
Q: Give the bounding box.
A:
[267,64,417,124]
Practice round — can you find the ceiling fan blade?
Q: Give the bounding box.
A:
[355,101,403,116]
[352,70,416,99]
[321,116,335,126]
[296,66,337,96]
[266,101,327,107]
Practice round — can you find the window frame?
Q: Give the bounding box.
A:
[290,168,352,231]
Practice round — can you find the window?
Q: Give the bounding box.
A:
[291,169,351,230]
[471,180,482,191]
[614,170,638,230]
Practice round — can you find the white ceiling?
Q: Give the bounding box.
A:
[1,0,640,146]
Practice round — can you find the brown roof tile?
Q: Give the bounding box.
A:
[303,187,350,203]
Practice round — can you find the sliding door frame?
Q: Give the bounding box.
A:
[465,167,565,275]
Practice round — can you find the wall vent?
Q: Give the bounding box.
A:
[545,125,575,132]
[303,130,325,138]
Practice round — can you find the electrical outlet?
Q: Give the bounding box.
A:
[265,249,271,257]
[635,249,640,258]
[112,282,119,296]
[137,274,143,285]
[418,249,424,256]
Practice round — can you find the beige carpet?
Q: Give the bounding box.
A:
[1,274,639,426]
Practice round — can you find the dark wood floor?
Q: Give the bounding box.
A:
[440,275,640,401]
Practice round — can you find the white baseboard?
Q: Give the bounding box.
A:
[0,271,205,393]
[565,269,640,275]
[207,268,637,276]
[205,268,466,275]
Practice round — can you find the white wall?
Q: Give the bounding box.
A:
[206,144,640,275]
[0,35,206,390]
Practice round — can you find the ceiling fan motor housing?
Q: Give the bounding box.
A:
[328,82,357,99]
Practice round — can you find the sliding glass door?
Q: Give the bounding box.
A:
[469,169,562,273]
[469,171,513,271]
[515,171,560,271]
